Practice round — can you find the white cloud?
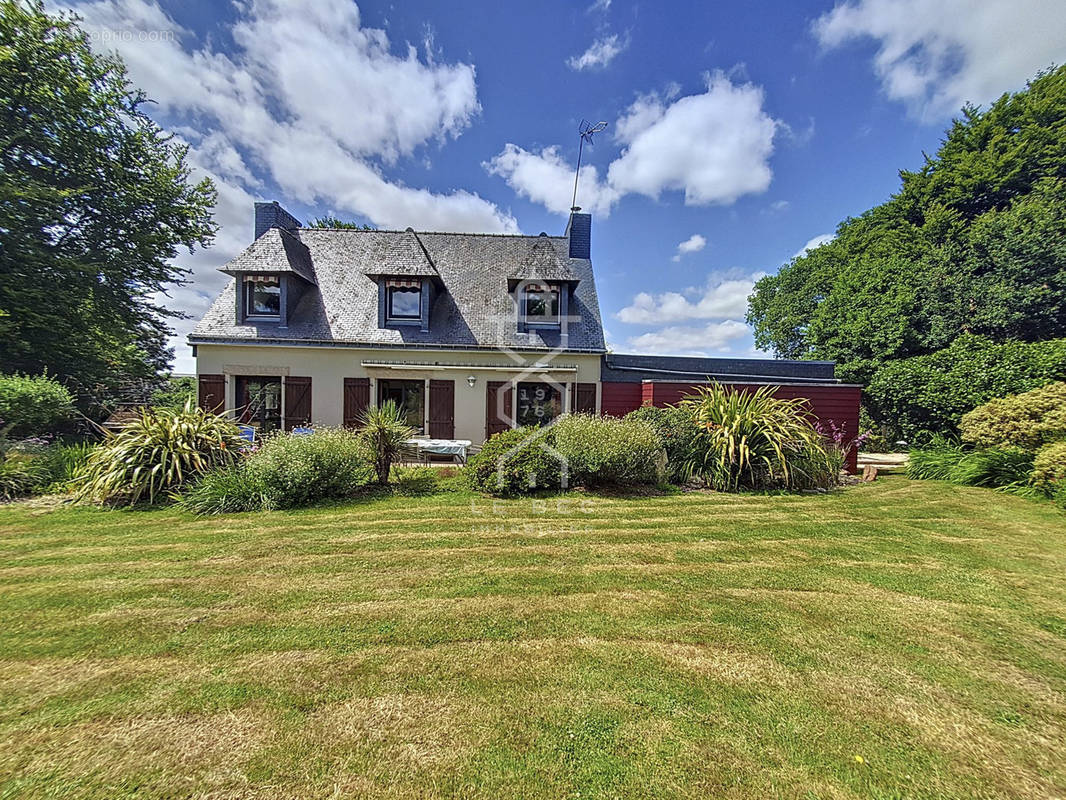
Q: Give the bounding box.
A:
[483,144,619,216]
[626,320,751,356]
[607,72,778,205]
[814,0,1066,119]
[488,72,779,215]
[671,233,706,261]
[616,272,762,324]
[587,0,611,12]
[67,0,520,369]
[567,33,628,71]
[792,233,834,260]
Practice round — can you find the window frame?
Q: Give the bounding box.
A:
[243,275,282,321]
[377,378,426,434]
[386,283,422,322]
[520,282,561,327]
[236,376,283,432]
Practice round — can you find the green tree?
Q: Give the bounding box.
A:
[0,1,216,406]
[748,66,1066,384]
[306,215,374,230]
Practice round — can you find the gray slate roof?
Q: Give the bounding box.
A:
[219,227,316,285]
[507,235,580,283]
[193,228,606,352]
[370,229,440,278]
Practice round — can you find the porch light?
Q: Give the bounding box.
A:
[466,375,477,387]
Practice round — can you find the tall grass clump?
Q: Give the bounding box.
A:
[677,383,836,491]
[178,461,271,515]
[75,402,243,505]
[906,437,966,481]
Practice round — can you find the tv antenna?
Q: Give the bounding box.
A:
[571,119,607,211]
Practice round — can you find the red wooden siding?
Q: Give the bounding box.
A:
[197,374,225,413]
[600,381,643,417]
[343,377,370,428]
[283,376,312,430]
[429,379,455,439]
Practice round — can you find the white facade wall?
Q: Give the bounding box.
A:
[194,342,602,444]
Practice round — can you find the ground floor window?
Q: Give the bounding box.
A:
[378,379,425,433]
[237,376,282,432]
[516,382,561,427]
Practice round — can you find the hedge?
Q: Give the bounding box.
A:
[865,335,1066,441]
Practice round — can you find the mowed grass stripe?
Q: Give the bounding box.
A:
[1,477,1065,798]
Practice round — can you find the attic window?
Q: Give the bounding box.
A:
[244,275,280,319]
[386,278,421,320]
[521,282,559,324]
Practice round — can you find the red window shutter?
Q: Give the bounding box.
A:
[198,374,225,412]
[284,376,312,430]
[485,381,513,438]
[343,377,370,428]
[429,380,455,439]
[569,382,596,415]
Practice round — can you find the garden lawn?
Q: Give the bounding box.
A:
[1,478,1065,799]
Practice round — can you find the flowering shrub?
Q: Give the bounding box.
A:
[244,427,373,508]
[469,427,562,496]
[552,413,665,488]
[1031,441,1066,498]
[624,405,700,482]
[960,381,1066,450]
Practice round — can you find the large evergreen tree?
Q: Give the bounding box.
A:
[747,66,1066,384]
[0,1,215,403]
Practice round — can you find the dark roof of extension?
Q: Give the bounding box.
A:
[602,353,838,383]
[219,227,316,285]
[193,227,606,352]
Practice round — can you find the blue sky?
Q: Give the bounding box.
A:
[64,0,1066,372]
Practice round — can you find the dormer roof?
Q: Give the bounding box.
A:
[219,227,316,285]
[368,228,439,279]
[507,236,581,284]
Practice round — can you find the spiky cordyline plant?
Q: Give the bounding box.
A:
[359,400,415,485]
[74,401,244,505]
[678,382,831,491]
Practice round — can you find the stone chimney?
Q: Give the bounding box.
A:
[565,210,591,259]
[254,201,302,240]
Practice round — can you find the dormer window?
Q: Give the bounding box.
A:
[521,282,560,325]
[244,275,281,320]
[386,279,422,321]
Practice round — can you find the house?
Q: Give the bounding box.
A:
[191,201,861,469]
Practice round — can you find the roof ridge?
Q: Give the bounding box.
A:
[297,227,566,239]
